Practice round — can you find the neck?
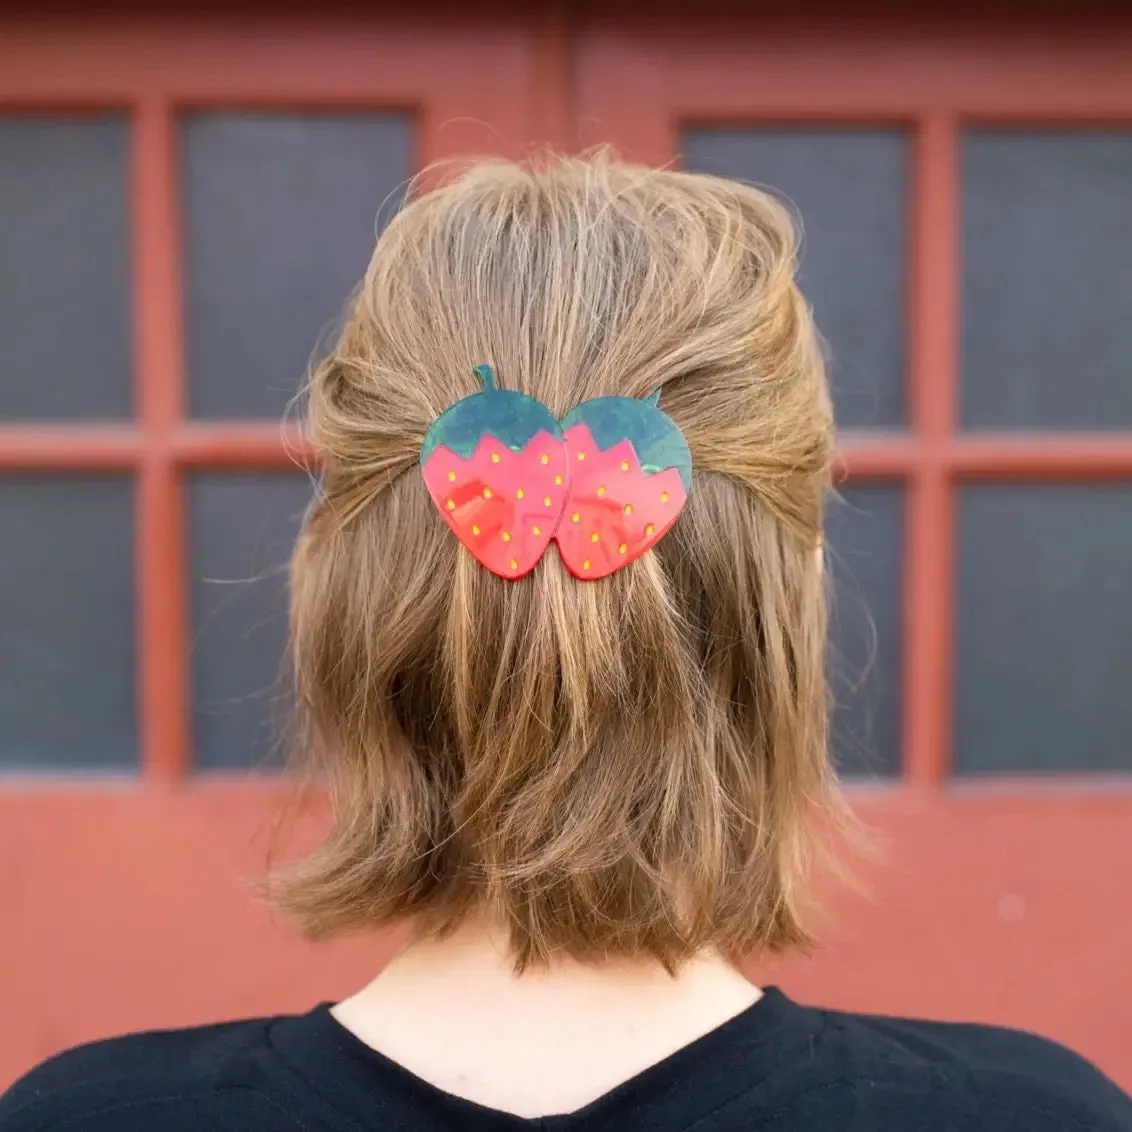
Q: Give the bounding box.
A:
[331,918,762,1116]
[362,916,757,1011]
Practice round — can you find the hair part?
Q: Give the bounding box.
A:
[267,153,851,971]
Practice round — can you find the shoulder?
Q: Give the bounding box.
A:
[812,1005,1132,1131]
[0,1018,308,1132]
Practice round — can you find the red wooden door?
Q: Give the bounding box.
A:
[0,13,539,1086]
[2,8,1131,1096]
[575,16,1132,1086]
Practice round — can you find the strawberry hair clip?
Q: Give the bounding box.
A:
[420,365,692,580]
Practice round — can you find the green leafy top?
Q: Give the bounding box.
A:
[420,365,562,464]
[561,395,692,490]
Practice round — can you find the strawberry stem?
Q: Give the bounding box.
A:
[473,363,497,392]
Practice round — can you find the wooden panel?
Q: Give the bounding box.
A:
[683,126,910,429]
[962,128,1132,430]
[0,15,534,166]
[569,26,1132,1086]
[0,15,535,785]
[956,486,1132,773]
[182,112,413,420]
[188,474,311,769]
[575,26,963,787]
[577,18,1132,134]
[1,13,1131,1109]
[0,114,132,421]
[0,477,136,770]
[1,786,1129,1090]
[134,97,187,783]
[826,486,905,778]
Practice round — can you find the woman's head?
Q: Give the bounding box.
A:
[275,154,841,970]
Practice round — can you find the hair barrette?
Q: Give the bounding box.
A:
[420,365,691,580]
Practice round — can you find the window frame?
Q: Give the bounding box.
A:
[575,17,1132,784]
[0,15,533,779]
[4,15,1132,782]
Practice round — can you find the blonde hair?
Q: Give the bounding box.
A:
[271,154,845,970]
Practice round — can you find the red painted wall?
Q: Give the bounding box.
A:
[3,786,1131,1090]
[2,10,1131,1101]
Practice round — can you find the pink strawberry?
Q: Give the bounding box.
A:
[554,395,691,580]
[420,366,569,578]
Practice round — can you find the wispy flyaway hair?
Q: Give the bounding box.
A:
[269,153,848,971]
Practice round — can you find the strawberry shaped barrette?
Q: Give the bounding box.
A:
[554,392,691,579]
[420,364,570,579]
[420,366,692,581]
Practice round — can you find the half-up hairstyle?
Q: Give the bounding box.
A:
[269,153,848,971]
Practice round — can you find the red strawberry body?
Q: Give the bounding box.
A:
[420,366,570,579]
[423,373,691,581]
[555,424,687,579]
[421,433,570,578]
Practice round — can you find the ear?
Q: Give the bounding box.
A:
[644,389,662,407]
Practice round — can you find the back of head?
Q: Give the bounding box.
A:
[276,154,840,970]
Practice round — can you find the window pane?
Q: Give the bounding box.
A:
[189,474,312,770]
[956,486,1132,773]
[963,131,1132,429]
[0,476,136,770]
[184,113,413,420]
[826,486,904,777]
[682,129,908,428]
[0,116,131,420]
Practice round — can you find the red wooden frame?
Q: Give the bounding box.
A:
[3,15,1132,784]
[576,17,1132,786]
[3,7,1132,1095]
[0,13,534,781]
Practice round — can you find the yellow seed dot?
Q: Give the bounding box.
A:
[619,543,627,554]
[582,559,591,570]
[502,531,512,542]
[660,491,669,503]
[483,488,492,499]
[624,504,633,515]
[533,525,541,536]
[577,451,586,461]
[544,496,553,506]
[621,460,630,471]
[645,524,654,536]
[540,454,549,465]
[591,531,599,543]
[446,499,455,510]
[554,475,563,485]
[510,558,518,569]
[516,488,525,499]
[597,485,605,497]
[447,471,456,482]
[491,452,500,463]
[472,524,480,536]
[572,512,580,523]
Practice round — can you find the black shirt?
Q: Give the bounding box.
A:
[2,988,1130,1131]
